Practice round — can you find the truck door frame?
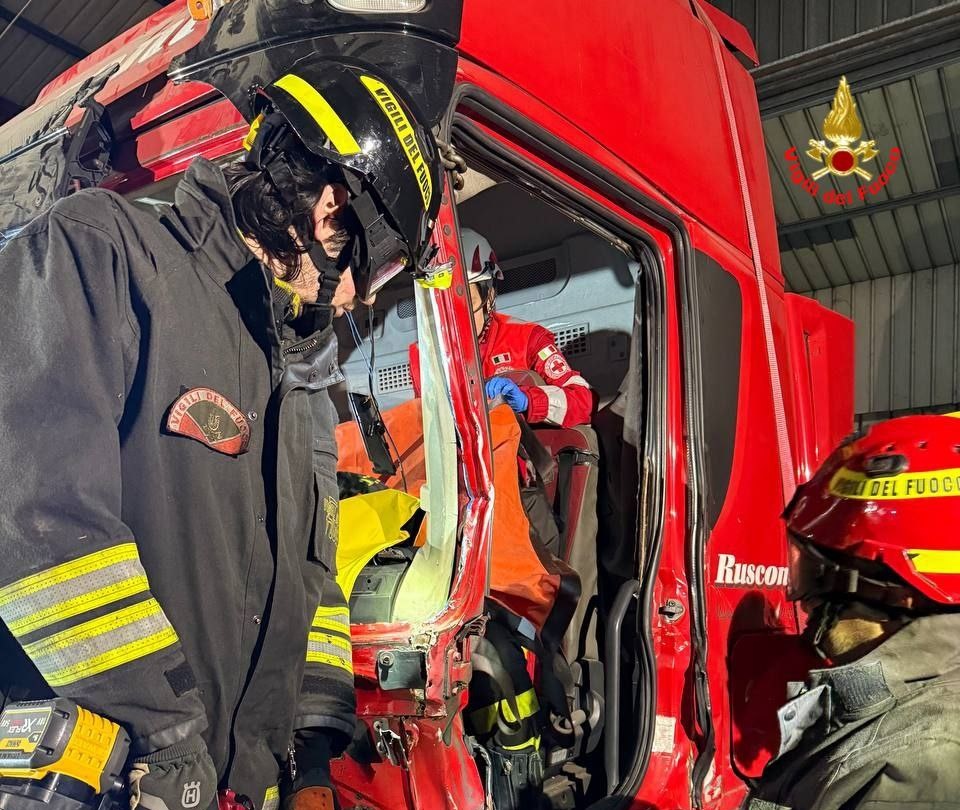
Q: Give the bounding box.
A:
[445,78,719,806]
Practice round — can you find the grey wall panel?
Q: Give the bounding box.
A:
[812,263,960,415]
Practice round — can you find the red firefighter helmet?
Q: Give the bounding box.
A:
[785,414,960,608]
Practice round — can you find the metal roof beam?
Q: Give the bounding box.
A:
[754,2,960,119]
[777,183,960,239]
[0,6,89,60]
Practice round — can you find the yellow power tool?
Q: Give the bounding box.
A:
[0,699,129,810]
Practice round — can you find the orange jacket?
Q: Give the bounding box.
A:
[336,401,560,628]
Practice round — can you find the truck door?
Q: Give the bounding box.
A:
[446,59,724,810]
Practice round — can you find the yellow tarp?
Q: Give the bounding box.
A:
[336,489,421,600]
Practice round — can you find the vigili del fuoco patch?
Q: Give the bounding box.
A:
[166,387,250,456]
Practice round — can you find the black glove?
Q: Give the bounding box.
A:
[128,735,218,810]
[282,731,341,810]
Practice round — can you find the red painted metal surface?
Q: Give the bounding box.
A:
[457,0,781,286]
[0,1,855,809]
[785,294,856,483]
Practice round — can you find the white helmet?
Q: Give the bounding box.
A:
[461,228,503,285]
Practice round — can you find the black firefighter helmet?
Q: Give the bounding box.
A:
[243,57,442,300]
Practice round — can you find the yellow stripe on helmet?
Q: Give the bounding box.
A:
[829,466,960,500]
[273,74,362,156]
[907,549,960,574]
[360,75,432,210]
[242,112,265,152]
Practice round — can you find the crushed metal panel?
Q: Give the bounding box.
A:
[390,285,459,622]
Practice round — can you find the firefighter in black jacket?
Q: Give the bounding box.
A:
[0,59,440,810]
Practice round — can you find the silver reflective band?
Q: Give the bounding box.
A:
[306,630,353,673]
[23,598,178,686]
[542,385,569,426]
[0,543,150,637]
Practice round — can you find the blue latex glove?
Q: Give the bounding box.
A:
[485,377,528,413]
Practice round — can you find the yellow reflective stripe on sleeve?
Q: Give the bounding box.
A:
[305,650,353,673]
[502,736,541,752]
[6,574,149,637]
[312,605,350,627]
[908,549,960,574]
[0,543,155,638]
[23,599,178,687]
[312,618,352,638]
[307,631,352,653]
[829,466,960,500]
[274,74,361,156]
[306,631,353,673]
[262,785,280,810]
[0,543,140,607]
[359,75,432,210]
[507,688,540,722]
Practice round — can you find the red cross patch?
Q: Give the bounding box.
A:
[543,352,571,381]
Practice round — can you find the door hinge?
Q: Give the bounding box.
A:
[658,599,686,623]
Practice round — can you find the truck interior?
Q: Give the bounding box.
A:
[327,148,658,805]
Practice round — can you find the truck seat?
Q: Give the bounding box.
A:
[498,369,602,659]
[532,425,600,660]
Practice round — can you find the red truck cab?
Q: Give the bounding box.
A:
[0,2,854,808]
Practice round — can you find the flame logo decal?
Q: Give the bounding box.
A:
[806,77,879,180]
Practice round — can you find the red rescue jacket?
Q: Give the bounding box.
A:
[410,312,594,427]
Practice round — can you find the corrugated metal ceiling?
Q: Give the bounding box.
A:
[706,1,960,300]
[0,0,170,116]
[765,63,960,292]
[708,0,953,64]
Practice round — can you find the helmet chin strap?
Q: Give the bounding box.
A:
[307,242,341,310]
[807,601,842,660]
[476,285,496,341]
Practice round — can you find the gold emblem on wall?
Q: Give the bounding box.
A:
[805,77,879,181]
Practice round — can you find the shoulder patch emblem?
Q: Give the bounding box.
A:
[166,387,250,456]
[543,352,571,381]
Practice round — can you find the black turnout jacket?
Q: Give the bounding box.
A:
[0,158,354,808]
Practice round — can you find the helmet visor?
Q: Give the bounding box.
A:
[787,533,919,608]
[787,535,840,602]
[363,252,410,300]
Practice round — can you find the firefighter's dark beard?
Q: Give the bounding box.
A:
[323,219,351,260]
